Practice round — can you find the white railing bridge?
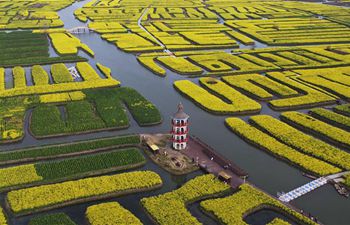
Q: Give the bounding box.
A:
[67,26,94,34]
[278,171,350,203]
[68,66,80,79]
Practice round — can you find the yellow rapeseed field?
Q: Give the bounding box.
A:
[8,171,162,213]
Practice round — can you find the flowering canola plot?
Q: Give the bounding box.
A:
[86,202,142,225]
[7,171,162,214]
[281,111,350,150]
[200,184,317,225]
[0,207,7,225]
[142,174,230,225]
[226,107,350,186]
[0,0,74,30]
[225,18,350,45]
[79,0,243,52]
[0,63,162,143]
[250,114,350,171]
[0,63,120,144]
[138,45,350,76]
[0,148,145,191]
[174,79,261,115]
[77,0,350,54]
[310,108,350,131]
[49,32,94,56]
[225,117,341,176]
[0,63,120,98]
[173,66,350,114]
[0,96,38,144]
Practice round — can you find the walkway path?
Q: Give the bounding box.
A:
[68,66,81,79]
[181,136,247,188]
[67,26,93,34]
[279,177,328,202]
[326,171,350,180]
[137,6,173,54]
[279,171,350,202]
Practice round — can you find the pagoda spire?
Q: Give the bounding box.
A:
[171,103,189,150]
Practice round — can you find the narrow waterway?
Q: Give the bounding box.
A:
[1,1,349,225]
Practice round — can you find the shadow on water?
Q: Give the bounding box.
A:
[244,209,299,225]
[1,0,350,225]
[188,202,220,225]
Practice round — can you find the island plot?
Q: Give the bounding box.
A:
[0,18,164,223]
[0,0,76,30]
[142,175,317,225]
[0,46,161,143]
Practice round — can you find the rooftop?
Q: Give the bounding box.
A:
[173,103,189,119]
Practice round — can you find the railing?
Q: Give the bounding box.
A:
[278,177,328,202]
[172,121,189,127]
[190,136,248,177]
[278,171,350,202]
[170,130,188,135]
[67,27,94,34]
[171,138,188,143]
[68,66,80,79]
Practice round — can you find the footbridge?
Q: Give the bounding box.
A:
[67,26,94,34]
[68,66,80,79]
[278,171,350,203]
[137,6,173,56]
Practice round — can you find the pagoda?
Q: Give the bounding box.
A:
[171,103,189,150]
